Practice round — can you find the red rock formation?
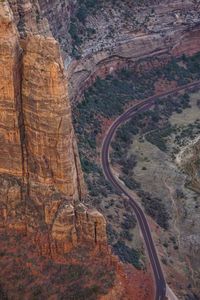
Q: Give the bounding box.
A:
[21,34,85,200]
[0,1,26,234]
[0,1,106,253]
[0,2,22,177]
[172,26,200,57]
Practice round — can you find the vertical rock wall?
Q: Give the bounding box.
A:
[21,34,85,201]
[0,1,107,251]
[0,2,22,177]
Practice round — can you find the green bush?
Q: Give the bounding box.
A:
[113,241,141,269]
[77,4,88,23]
[138,191,169,230]
[121,213,137,230]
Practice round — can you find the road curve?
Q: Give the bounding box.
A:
[101,81,200,300]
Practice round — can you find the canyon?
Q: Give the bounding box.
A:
[0,0,200,299]
[0,1,154,299]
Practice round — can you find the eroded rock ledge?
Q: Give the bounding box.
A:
[60,0,200,102]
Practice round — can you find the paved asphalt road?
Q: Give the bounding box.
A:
[101,81,200,300]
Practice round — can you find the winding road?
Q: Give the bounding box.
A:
[101,80,200,300]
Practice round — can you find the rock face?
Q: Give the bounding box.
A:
[0,2,22,178]
[37,0,200,102]
[36,202,107,257]
[22,34,85,200]
[0,0,106,252]
[38,0,76,52]
[51,203,107,247]
[24,0,200,104]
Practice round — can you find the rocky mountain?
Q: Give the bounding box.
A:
[0,0,107,254]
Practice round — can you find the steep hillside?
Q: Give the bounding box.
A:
[36,0,200,100]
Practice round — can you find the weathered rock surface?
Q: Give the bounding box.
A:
[47,0,200,102]
[38,0,76,51]
[0,0,106,253]
[8,0,51,37]
[28,0,200,102]
[0,2,22,177]
[22,34,85,200]
[35,202,107,256]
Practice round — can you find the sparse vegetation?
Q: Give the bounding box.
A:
[74,52,200,262]
[113,241,142,269]
[138,191,170,229]
[0,232,115,300]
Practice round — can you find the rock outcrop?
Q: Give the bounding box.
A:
[0,0,106,252]
[37,0,200,102]
[25,1,200,102]
[36,202,107,257]
[38,0,76,52]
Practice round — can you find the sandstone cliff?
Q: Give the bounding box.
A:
[22,34,85,200]
[0,0,107,251]
[0,1,22,178]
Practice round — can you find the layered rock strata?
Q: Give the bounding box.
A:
[36,0,200,101]
[0,0,106,251]
[0,1,22,178]
[68,28,200,102]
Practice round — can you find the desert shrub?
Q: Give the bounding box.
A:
[80,158,99,174]
[145,125,174,152]
[54,264,90,284]
[77,4,88,23]
[107,224,118,244]
[138,191,169,229]
[184,292,200,300]
[146,131,167,151]
[62,283,100,300]
[122,155,137,174]
[197,99,200,108]
[0,284,7,300]
[125,176,140,189]
[161,257,167,265]
[31,285,43,299]
[120,230,133,241]
[113,241,141,269]
[121,213,137,230]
